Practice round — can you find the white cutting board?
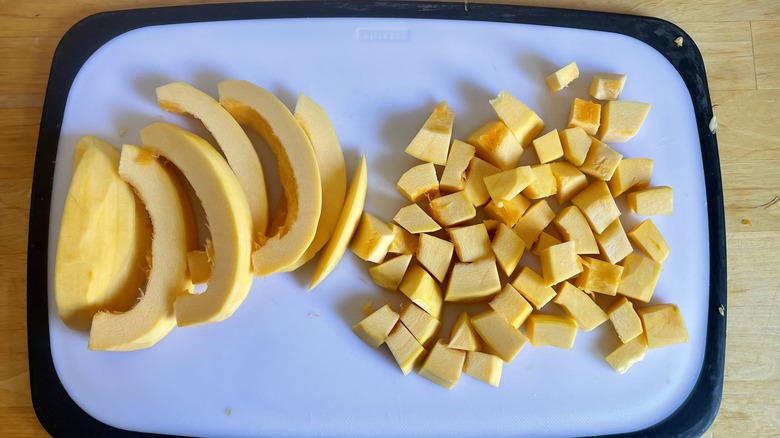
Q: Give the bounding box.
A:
[47,16,709,437]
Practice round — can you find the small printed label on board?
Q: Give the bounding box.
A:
[357,28,410,42]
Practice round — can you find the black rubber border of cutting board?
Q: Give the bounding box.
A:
[27,2,726,437]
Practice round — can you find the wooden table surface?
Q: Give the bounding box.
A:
[1,0,778,436]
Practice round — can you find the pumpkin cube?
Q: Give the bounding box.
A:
[404,101,454,165]
[464,351,504,387]
[385,322,427,375]
[540,241,582,287]
[579,137,623,181]
[449,223,492,262]
[416,233,454,283]
[514,199,556,249]
[428,191,477,227]
[527,314,578,349]
[418,340,466,389]
[568,98,602,136]
[532,231,562,256]
[466,120,524,170]
[627,219,670,263]
[605,334,647,374]
[608,158,653,197]
[484,166,536,206]
[463,157,501,206]
[618,253,662,302]
[522,164,557,199]
[597,100,651,143]
[626,186,673,216]
[394,204,441,234]
[607,296,643,343]
[396,162,440,203]
[351,212,394,263]
[489,283,533,328]
[532,129,564,163]
[577,256,624,296]
[571,180,621,234]
[445,259,502,302]
[449,311,482,351]
[399,302,441,347]
[553,205,599,254]
[439,139,476,192]
[471,310,528,362]
[388,223,418,254]
[595,219,633,264]
[511,266,556,309]
[399,265,443,318]
[589,73,627,101]
[554,281,608,331]
[491,223,525,276]
[546,61,579,92]
[369,254,413,291]
[550,161,588,204]
[352,304,400,348]
[637,304,689,348]
[559,126,591,166]
[483,193,531,227]
[490,90,545,147]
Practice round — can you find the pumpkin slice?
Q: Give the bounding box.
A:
[55,136,151,330]
[89,145,196,350]
[141,123,254,326]
[156,82,269,239]
[310,155,368,290]
[282,93,347,271]
[218,80,322,276]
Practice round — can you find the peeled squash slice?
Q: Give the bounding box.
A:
[55,136,151,330]
[141,123,254,326]
[156,82,269,240]
[310,155,368,290]
[219,80,322,276]
[89,145,196,350]
[282,94,347,271]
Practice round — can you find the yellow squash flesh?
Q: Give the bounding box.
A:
[141,122,254,326]
[218,80,322,276]
[282,93,347,271]
[310,155,368,290]
[89,145,196,350]
[156,82,269,240]
[54,136,151,330]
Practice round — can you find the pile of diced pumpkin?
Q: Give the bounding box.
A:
[351,62,688,389]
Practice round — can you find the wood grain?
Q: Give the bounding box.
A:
[679,22,757,91]
[1,1,778,436]
[712,88,780,433]
[752,21,780,89]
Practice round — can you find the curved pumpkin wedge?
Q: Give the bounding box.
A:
[157,82,269,239]
[141,122,254,326]
[55,136,151,330]
[310,154,368,290]
[71,134,103,170]
[89,145,195,350]
[281,93,347,271]
[218,80,322,276]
